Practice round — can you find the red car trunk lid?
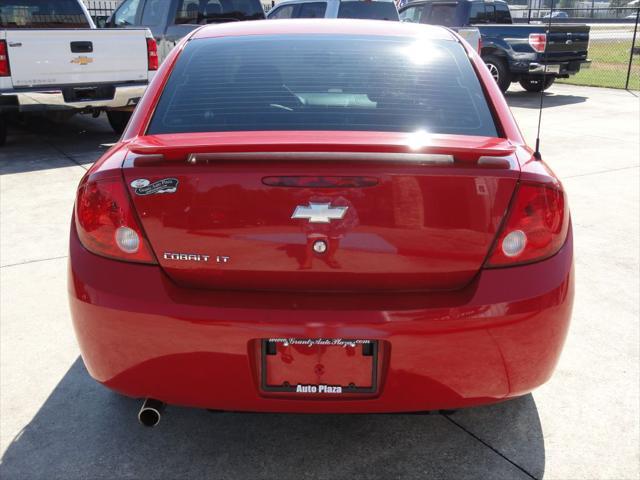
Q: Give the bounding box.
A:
[122,132,519,292]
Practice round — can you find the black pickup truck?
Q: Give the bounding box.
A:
[399,0,590,93]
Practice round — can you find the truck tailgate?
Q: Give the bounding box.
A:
[547,24,589,59]
[5,29,149,88]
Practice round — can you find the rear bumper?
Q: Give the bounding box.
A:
[526,60,591,76]
[68,224,574,413]
[0,83,147,113]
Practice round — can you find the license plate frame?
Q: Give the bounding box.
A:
[260,339,379,394]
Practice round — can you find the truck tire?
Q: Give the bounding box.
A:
[0,117,6,147]
[482,55,511,93]
[107,111,132,135]
[519,76,555,93]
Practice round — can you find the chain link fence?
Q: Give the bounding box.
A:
[263,2,275,13]
[512,7,640,90]
[85,0,120,26]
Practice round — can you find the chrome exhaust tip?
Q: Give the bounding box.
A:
[138,398,165,427]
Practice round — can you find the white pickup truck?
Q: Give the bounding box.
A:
[0,0,157,145]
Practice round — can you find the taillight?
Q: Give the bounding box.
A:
[75,173,156,264]
[486,183,569,267]
[478,37,482,54]
[0,40,10,77]
[528,33,547,53]
[146,38,158,71]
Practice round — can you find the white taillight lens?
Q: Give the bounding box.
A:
[501,230,527,257]
[115,226,140,253]
[529,33,547,53]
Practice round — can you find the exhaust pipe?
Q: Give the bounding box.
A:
[138,398,165,427]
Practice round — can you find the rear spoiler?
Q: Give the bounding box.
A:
[125,133,519,169]
[182,151,515,169]
[125,150,518,170]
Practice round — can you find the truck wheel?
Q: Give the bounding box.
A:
[519,76,555,93]
[106,111,132,135]
[0,117,6,147]
[482,55,511,93]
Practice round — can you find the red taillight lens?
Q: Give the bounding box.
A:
[75,173,156,264]
[528,33,547,53]
[486,183,569,267]
[0,40,10,77]
[146,38,158,71]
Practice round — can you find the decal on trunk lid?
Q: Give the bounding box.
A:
[131,178,178,195]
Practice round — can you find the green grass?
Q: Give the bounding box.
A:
[557,40,640,90]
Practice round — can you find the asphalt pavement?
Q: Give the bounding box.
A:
[0,84,638,480]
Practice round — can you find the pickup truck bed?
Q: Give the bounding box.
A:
[479,23,588,72]
[0,0,157,145]
[1,29,153,112]
[5,29,150,88]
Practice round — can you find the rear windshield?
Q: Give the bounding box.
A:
[148,34,498,137]
[0,0,90,28]
[337,1,399,20]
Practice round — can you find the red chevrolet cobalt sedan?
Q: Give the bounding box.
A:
[69,20,573,424]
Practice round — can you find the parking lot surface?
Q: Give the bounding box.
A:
[1,84,638,480]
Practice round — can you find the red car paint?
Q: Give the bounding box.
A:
[69,20,573,413]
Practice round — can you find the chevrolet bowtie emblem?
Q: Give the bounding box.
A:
[70,56,93,65]
[291,203,348,223]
